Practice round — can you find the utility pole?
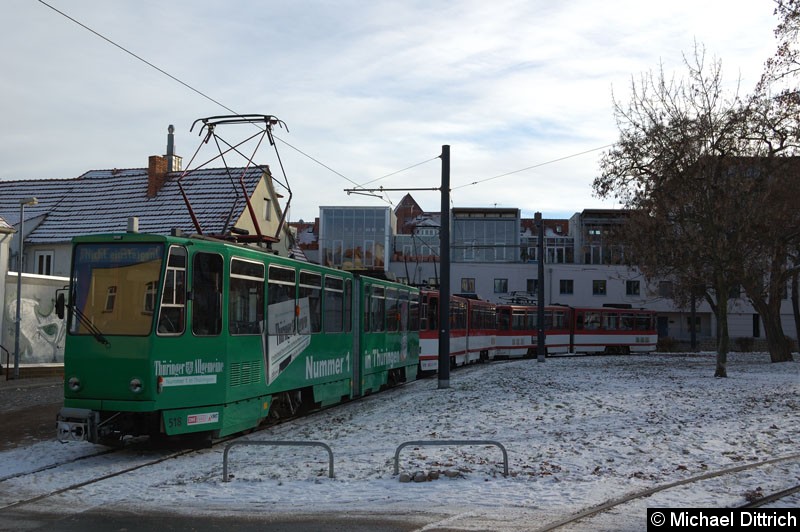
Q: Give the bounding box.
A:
[342,146,451,388]
[438,145,451,389]
[536,212,546,362]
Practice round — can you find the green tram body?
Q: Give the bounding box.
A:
[56,232,420,444]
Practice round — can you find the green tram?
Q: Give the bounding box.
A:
[56,232,420,445]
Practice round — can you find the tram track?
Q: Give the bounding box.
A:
[0,447,196,511]
[739,483,800,508]
[0,376,419,512]
[533,453,800,531]
[0,446,118,484]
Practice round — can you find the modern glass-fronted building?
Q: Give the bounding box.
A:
[319,206,395,270]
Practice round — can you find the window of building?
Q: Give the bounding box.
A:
[34,251,53,275]
[592,280,607,296]
[626,280,640,296]
[526,279,538,295]
[493,278,508,293]
[461,278,475,293]
[560,279,574,295]
[546,236,574,264]
[263,198,272,221]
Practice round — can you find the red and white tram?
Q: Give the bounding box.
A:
[494,304,571,357]
[419,290,658,372]
[570,306,657,354]
[419,291,497,372]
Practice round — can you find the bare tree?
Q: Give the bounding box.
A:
[596,47,752,376]
[760,0,800,351]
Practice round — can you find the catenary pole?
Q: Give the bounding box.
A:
[536,212,546,362]
[438,145,451,389]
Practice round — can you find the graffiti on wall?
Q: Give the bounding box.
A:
[2,293,65,364]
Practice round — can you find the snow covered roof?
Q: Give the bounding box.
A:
[0,166,267,244]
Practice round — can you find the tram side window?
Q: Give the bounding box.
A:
[497,308,510,330]
[299,271,322,334]
[157,246,187,335]
[621,313,634,330]
[324,276,344,333]
[229,258,264,335]
[386,288,399,332]
[584,312,600,330]
[409,292,420,331]
[452,302,467,330]
[605,313,620,331]
[427,297,439,331]
[400,290,410,331]
[192,253,223,336]
[370,286,385,332]
[635,314,653,331]
[268,266,296,336]
[529,311,538,330]
[553,310,566,330]
[344,279,353,332]
[512,311,526,331]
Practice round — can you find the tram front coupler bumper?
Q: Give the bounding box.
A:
[57,407,99,442]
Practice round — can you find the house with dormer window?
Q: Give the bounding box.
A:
[0,127,293,369]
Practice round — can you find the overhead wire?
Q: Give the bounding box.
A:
[452,144,614,190]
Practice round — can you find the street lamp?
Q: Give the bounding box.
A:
[14,197,38,380]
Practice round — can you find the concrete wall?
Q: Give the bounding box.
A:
[2,272,68,364]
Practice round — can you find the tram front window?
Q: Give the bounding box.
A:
[71,243,165,336]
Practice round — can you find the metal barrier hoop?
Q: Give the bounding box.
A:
[223,440,334,481]
[393,439,508,476]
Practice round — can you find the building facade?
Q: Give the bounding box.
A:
[305,201,797,346]
[318,206,395,271]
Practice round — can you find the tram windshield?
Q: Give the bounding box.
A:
[70,243,165,336]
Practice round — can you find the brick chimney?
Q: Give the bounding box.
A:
[147,155,168,198]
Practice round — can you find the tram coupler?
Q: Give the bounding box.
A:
[57,407,99,443]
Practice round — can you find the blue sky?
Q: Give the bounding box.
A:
[1,0,779,222]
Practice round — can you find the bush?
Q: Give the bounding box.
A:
[657,337,679,352]
[734,337,754,352]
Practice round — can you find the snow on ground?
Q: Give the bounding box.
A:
[1,352,798,531]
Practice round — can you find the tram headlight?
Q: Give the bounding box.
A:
[129,378,143,394]
[67,376,81,392]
